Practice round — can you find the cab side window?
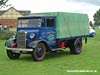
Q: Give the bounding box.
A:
[41,19,45,27]
[47,18,54,27]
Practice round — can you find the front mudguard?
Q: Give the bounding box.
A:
[5,33,16,47]
[5,38,15,47]
[29,40,49,51]
[29,40,43,48]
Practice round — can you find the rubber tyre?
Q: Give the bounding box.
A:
[7,50,20,59]
[69,38,82,54]
[32,43,46,61]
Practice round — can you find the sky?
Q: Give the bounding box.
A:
[1,0,100,21]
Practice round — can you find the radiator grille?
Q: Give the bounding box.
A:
[17,32,26,48]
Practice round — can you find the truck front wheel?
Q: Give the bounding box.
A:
[32,43,46,61]
[68,38,82,54]
[7,50,20,59]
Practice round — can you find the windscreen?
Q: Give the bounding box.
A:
[18,18,42,27]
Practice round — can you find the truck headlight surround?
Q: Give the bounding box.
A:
[30,33,35,39]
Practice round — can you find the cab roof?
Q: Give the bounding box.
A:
[18,14,55,19]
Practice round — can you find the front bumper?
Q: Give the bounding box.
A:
[6,47,33,51]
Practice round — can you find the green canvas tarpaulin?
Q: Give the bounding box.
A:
[32,12,89,39]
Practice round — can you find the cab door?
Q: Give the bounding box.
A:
[40,17,56,48]
[45,17,56,48]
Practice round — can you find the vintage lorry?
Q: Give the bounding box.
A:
[5,12,89,61]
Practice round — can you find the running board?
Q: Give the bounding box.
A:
[52,48,66,51]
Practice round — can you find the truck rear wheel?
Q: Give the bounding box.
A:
[32,43,46,61]
[7,50,20,59]
[68,38,82,54]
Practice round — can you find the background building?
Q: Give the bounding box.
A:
[0,7,31,28]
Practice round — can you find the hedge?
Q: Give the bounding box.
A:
[0,31,14,40]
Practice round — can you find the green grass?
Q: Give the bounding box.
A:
[0,28,100,75]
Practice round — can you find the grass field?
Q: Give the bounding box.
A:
[0,28,100,75]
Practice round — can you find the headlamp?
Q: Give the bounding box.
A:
[30,33,35,39]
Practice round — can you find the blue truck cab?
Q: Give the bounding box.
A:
[5,12,89,61]
[17,16,56,48]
